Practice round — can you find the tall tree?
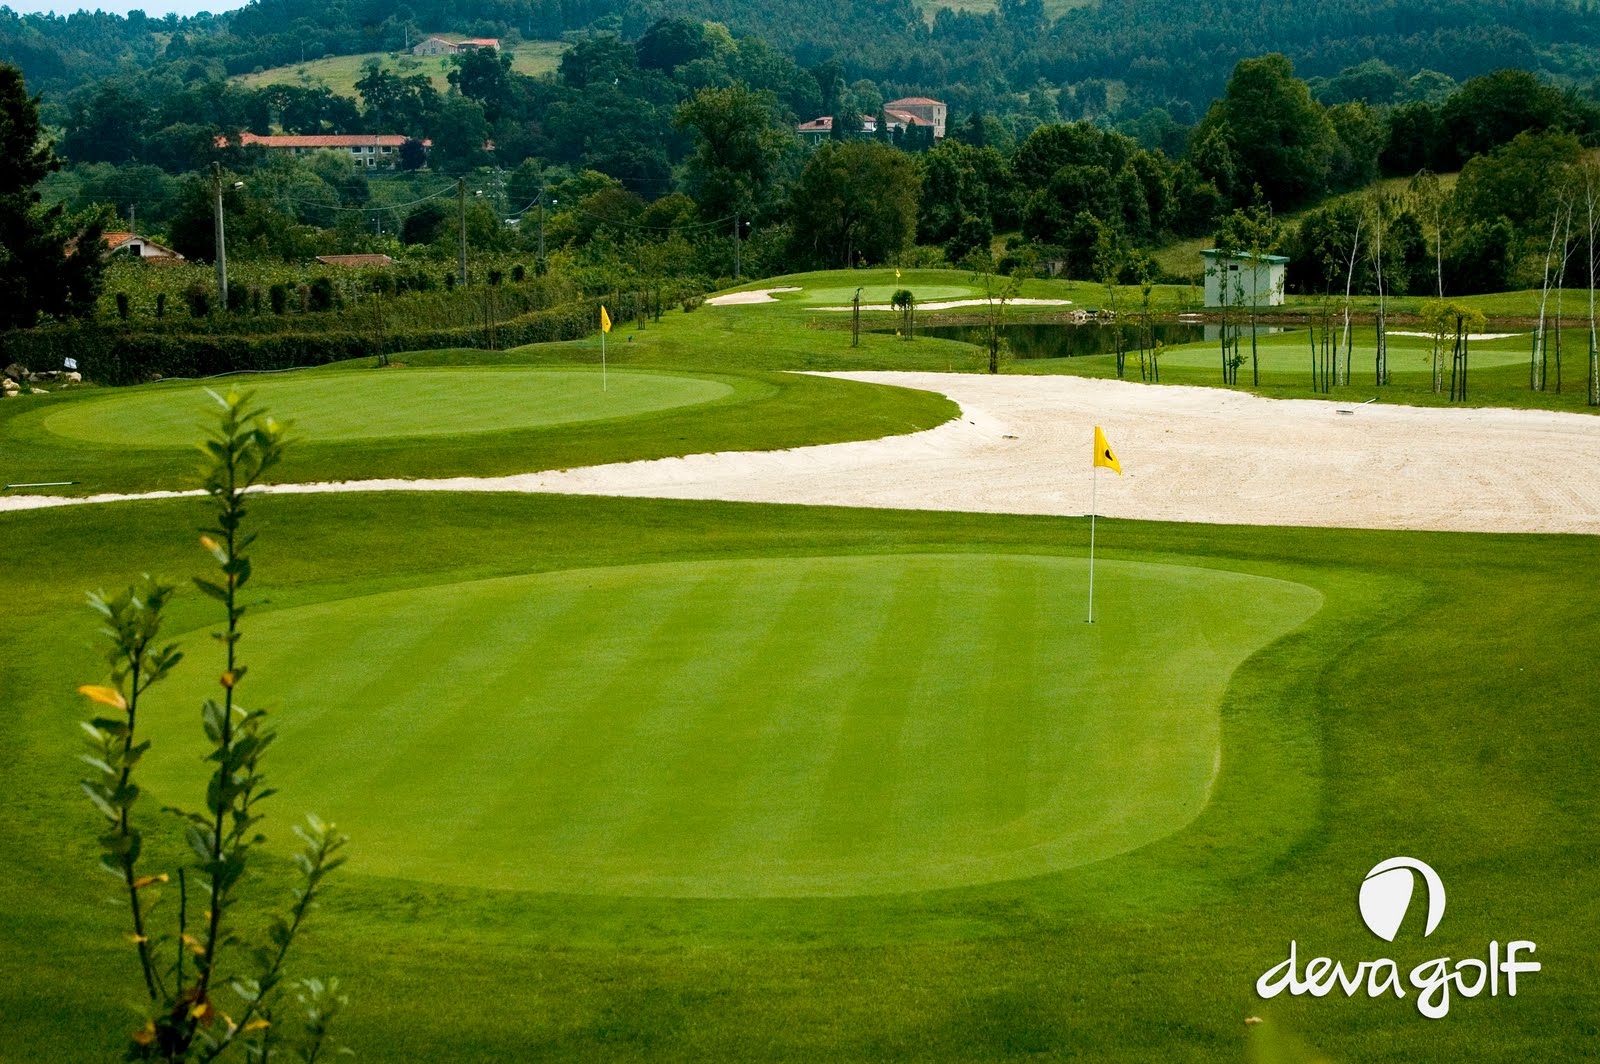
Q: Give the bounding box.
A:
[674,84,793,223]
[0,64,104,331]
[1195,54,1334,209]
[786,140,919,268]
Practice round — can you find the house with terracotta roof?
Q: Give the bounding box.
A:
[796,107,940,145]
[884,97,947,140]
[65,231,185,262]
[101,232,185,262]
[217,133,428,169]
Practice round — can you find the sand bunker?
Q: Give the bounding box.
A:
[6,374,1598,534]
[704,287,802,305]
[1388,331,1521,341]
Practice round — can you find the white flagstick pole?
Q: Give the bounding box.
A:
[601,324,607,392]
[1088,450,1097,624]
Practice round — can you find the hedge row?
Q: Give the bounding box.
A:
[1,294,646,386]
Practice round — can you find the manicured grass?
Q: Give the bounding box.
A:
[139,553,1318,897]
[2,492,1596,1061]
[40,367,732,446]
[0,356,957,495]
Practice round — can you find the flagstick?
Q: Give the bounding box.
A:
[601,328,607,392]
[1088,459,1097,624]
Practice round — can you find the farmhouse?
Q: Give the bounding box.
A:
[796,107,940,144]
[100,232,184,262]
[1202,249,1288,308]
[412,35,500,55]
[884,97,947,139]
[217,133,426,169]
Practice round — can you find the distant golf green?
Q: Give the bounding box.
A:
[139,553,1319,897]
[40,367,732,447]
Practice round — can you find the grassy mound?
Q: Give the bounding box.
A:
[139,553,1318,897]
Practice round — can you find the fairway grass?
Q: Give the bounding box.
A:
[139,554,1319,896]
[41,367,733,446]
[3,493,1596,1061]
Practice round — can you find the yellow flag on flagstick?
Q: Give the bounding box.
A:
[1093,426,1122,475]
[599,305,612,333]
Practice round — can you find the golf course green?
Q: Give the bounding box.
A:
[138,553,1319,896]
[40,367,734,446]
[2,267,1597,1062]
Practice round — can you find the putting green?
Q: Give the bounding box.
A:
[1157,329,1537,372]
[795,284,975,305]
[141,553,1319,897]
[40,367,733,447]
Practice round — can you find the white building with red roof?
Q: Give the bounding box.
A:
[216,133,428,169]
[884,98,946,139]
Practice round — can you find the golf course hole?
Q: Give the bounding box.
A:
[41,367,734,447]
[142,554,1321,898]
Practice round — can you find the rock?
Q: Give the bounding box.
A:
[29,387,47,394]
[3,363,25,381]
[64,371,82,383]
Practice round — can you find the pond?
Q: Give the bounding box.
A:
[893,322,1207,359]
[885,322,1299,360]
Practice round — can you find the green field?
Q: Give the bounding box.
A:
[2,267,1598,1060]
[0,356,956,495]
[232,41,567,97]
[138,553,1319,897]
[2,493,1596,1060]
[41,367,732,446]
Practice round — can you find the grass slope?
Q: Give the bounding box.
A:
[232,41,566,97]
[1,492,1595,1061]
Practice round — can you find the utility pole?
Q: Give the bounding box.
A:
[536,177,546,274]
[457,177,468,287]
[211,161,229,310]
[129,203,135,234]
[733,212,742,281]
[851,286,861,347]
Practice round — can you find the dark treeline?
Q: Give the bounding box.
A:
[5,0,1599,119]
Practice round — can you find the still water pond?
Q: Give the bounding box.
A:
[893,322,1209,359]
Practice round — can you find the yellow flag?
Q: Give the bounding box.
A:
[599,305,612,333]
[1093,426,1122,475]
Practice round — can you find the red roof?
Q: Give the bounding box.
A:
[886,96,944,107]
[220,133,417,148]
[797,117,833,132]
[459,37,500,47]
[884,108,931,126]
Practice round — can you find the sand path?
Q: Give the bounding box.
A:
[4,373,1598,534]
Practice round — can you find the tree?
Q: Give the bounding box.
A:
[674,84,792,223]
[1216,199,1284,386]
[75,392,349,1060]
[1196,54,1335,209]
[402,199,450,245]
[963,248,1025,373]
[0,64,105,330]
[786,140,919,268]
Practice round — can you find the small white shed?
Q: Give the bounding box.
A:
[1202,249,1288,309]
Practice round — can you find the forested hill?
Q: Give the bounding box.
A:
[5,0,1598,113]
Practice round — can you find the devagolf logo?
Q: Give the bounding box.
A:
[1255,857,1540,1019]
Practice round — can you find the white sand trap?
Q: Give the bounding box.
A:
[1389,331,1522,341]
[6,374,1599,534]
[819,298,1073,312]
[705,287,802,305]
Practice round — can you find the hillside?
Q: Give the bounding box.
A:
[233,41,567,97]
